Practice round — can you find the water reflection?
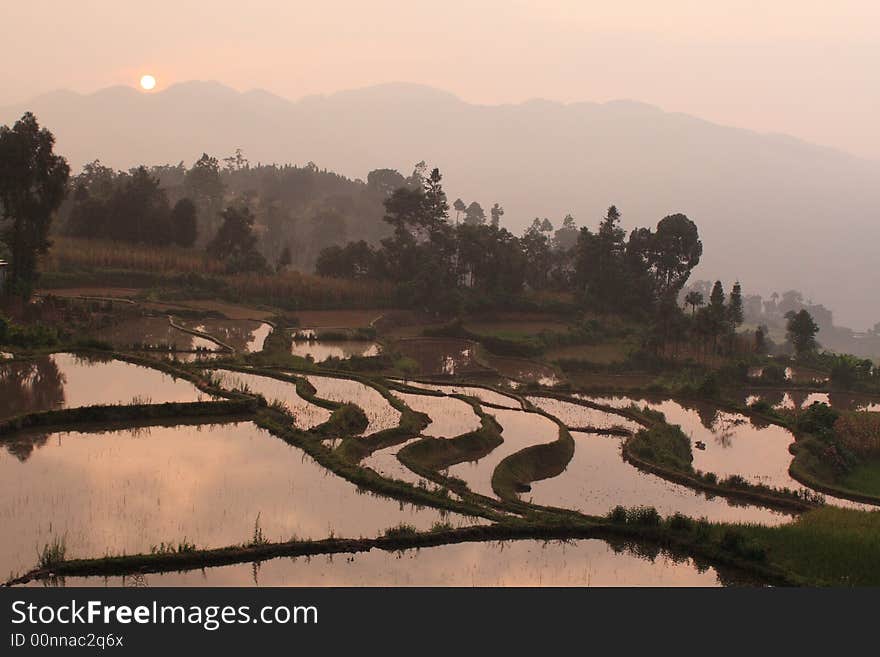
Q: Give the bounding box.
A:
[447,408,559,498]
[208,370,331,429]
[526,396,642,433]
[528,432,790,525]
[40,539,734,587]
[0,422,469,580]
[395,338,488,376]
[175,319,272,353]
[0,353,209,428]
[741,390,880,413]
[305,375,401,436]
[290,340,380,362]
[361,438,430,487]
[390,391,481,438]
[95,317,217,351]
[579,395,871,509]
[485,356,561,386]
[404,381,522,409]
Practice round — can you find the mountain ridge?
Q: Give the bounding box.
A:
[3,81,878,328]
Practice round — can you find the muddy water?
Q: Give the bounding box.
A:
[390,392,481,438]
[579,396,871,509]
[528,432,790,525]
[0,422,469,579]
[43,539,734,587]
[290,340,380,362]
[526,396,643,433]
[304,375,400,436]
[95,317,218,351]
[208,370,330,429]
[447,408,559,498]
[0,353,210,422]
[176,319,271,353]
[395,338,488,376]
[404,381,522,409]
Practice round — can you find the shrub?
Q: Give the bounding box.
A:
[760,364,787,385]
[383,524,418,539]
[668,512,694,531]
[796,403,840,440]
[628,506,662,526]
[607,505,628,523]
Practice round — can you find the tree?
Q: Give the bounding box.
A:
[207,206,267,274]
[276,244,292,272]
[684,291,704,316]
[755,325,768,354]
[452,198,467,224]
[553,214,579,251]
[110,167,172,244]
[728,281,744,327]
[463,201,485,226]
[367,168,406,197]
[184,153,225,235]
[646,214,702,302]
[786,309,820,355]
[0,113,70,297]
[170,198,198,247]
[490,203,504,228]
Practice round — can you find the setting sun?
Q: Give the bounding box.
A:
[139,74,156,91]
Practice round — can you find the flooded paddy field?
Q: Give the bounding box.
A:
[528,432,790,525]
[390,391,481,438]
[94,316,219,352]
[304,375,401,435]
[404,381,522,409]
[0,353,211,422]
[526,396,643,433]
[360,438,428,487]
[578,395,873,509]
[0,421,469,579]
[39,539,735,587]
[447,408,559,498]
[395,338,489,376]
[485,355,561,386]
[739,390,880,412]
[290,339,380,362]
[208,370,331,429]
[174,319,272,353]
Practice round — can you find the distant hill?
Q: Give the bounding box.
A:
[4,81,879,328]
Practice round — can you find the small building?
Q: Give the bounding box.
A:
[0,260,7,294]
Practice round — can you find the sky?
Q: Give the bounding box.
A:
[2,1,879,159]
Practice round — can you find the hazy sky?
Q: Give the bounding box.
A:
[4,1,879,159]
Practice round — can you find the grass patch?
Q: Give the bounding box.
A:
[628,424,694,473]
[741,506,880,585]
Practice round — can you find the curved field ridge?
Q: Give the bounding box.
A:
[390,391,481,438]
[529,432,790,525]
[446,408,559,498]
[589,396,872,510]
[305,375,401,436]
[492,423,575,501]
[405,381,522,409]
[527,395,642,433]
[208,370,331,429]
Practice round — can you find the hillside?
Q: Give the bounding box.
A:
[4,81,879,328]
